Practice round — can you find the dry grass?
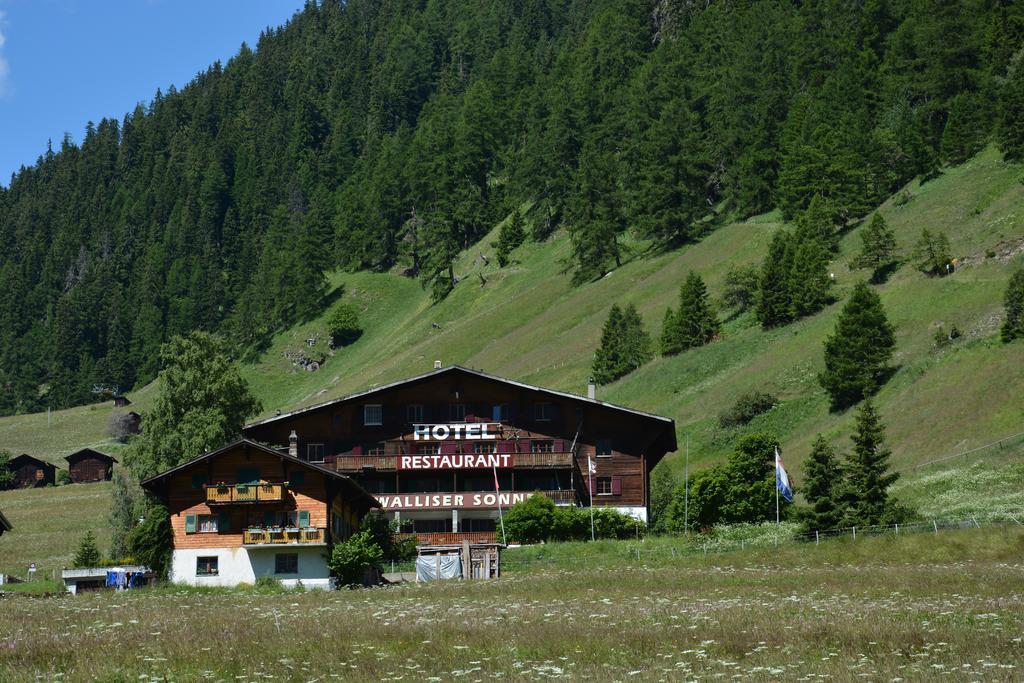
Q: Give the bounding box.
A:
[2,527,1023,681]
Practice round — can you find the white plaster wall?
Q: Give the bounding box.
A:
[170,547,331,589]
[612,506,648,524]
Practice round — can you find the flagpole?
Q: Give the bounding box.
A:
[683,433,689,536]
[588,456,595,542]
[493,465,506,545]
[775,448,780,526]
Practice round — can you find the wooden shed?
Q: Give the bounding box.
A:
[64,448,117,484]
[5,454,56,489]
[113,395,132,408]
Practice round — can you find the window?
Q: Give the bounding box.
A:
[306,443,325,463]
[196,556,218,576]
[534,402,552,421]
[449,403,467,421]
[363,404,383,426]
[473,441,496,454]
[416,443,440,456]
[531,440,555,453]
[259,511,299,528]
[413,519,453,533]
[596,477,613,496]
[407,404,424,423]
[492,403,510,422]
[275,553,299,574]
[366,442,386,456]
[596,439,613,457]
[462,518,497,532]
[198,514,219,533]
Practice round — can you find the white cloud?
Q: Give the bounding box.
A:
[0,11,9,97]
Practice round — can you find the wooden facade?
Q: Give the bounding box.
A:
[142,440,377,555]
[65,448,117,483]
[243,365,676,541]
[4,454,56,489]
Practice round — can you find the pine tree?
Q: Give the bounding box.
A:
[913,229,953,276]
[619,303,654,376]
[493,210,526,268]
[109,471,139,561]
[801,435,844,533]
[1001,268,1024,342]
[660,307,682,356]
[796,194,838,251]
[567,141,626,284]
[592,305,624,385]
[852,213,898,283]
[820,282,896,410]
[842,401,898,526]
[73,530,103,568]
[675,273,719,349]
[789,232,833,317]
[722,265,760,313]
[997,52,1024,161]
[757,231,796,328]
[648,463,677,533]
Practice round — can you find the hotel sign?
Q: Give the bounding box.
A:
[412,423,499,441]
[376,491,530,510]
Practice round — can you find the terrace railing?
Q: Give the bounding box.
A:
[331,452,576,472]
[242,527,326,546]
[206,483,287,505]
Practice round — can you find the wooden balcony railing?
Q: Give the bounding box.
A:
[399,531,498,546]
[206,483,287,505]
[332,452,576,472]
[242,527,326,546]
[544,489,577,505]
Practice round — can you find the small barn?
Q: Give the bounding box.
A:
[0,509,11,536]
[113,395,132,408]
[64,448,117,484]
[5,454,56,488]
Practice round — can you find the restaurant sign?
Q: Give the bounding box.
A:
[399,453,512,470]
[412,423,499,441]
[376,491,530,510]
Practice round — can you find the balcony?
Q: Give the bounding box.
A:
[332,452,575,472]
[206,483,287,505]
[242,527,326,546]
[399,531,499,546]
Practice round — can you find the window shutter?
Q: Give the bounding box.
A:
[351,444,363,455]
[491,404,502,422]
[554,439,565,453]
[519,439,531,453]
[218,512,231,532]
[612,476,622,496]
[185,514,197,534]
[497,440,512,454]
[298,510,311,528]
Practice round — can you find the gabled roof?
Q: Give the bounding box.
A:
[244,365,677,449]
[64,448,117,464]
[139,438,379,510]
[0,509,11,534]
[7,454,55,470]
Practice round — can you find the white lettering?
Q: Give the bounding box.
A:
[401,456,411,469]
[432,425,450,440]
[481,423,496,440]
[413,425,430,441]
[465,424,480,440]
[472,494,482,506]
[451,424,464,440]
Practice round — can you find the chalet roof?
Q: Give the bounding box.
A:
[0,509,11,533]
[7,454,56,470]
[244,365,678,450]
[139,438,379,510]
[64,448,118,464]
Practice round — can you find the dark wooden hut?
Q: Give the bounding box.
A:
[5,454,56,488]
[64,448,117,484]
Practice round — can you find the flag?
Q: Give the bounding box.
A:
[493,465,501,492]
[588,457,596,475]
[775,447,793,502]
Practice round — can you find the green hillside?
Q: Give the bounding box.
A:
[2,146,1022,476]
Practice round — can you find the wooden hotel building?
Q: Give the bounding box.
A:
[243,365,677,545]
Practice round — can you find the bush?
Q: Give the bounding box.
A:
[0,450,12,489]
[359,511,417,563]
[329,530,384,587]
[505,493,643,543]
[327,302,362,348]
[504,493,557,543]
[57,469,72,485]
[126,501,173,578]
[718,391,777,428]
[254,576,286,593]
[107,412,139,443]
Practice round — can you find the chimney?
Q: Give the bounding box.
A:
[587,377,596,400]
[288,430,298,458]
[434,360,442,370]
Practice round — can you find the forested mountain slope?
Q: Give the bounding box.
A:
[1,0,1022,417]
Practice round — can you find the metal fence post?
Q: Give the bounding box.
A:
[933,520,938,534]
[895,523,899,535]
[852,527,856,541]
[815,530,819,546]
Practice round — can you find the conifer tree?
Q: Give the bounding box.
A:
[852,213,898,283]
[675,272,719,349]
[73,530,103,568]
[789,233,833,317]
[660,307,682,356]
[997,53,1024,161]
[568,141,626,284]
[109,471,139,561]
[619,303,653,376]
[493,210,526,268]
[1001,268,1024,342]
[757,231,795,328]
[722,265,760,313]
[800,435,844,533]
[820,282,896,410]
[796,194,838,251]
[592,305,625,385]
[913,229,953,276]
[842,401,898,526]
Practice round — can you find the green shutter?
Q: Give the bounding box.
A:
[298,510,310,528]
[218,512,231,533]
[236,468,260,484]
[185,514,197,534]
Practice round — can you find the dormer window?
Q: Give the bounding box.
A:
[363,404,383,426]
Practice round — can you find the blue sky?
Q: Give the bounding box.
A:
[0,0,306,184]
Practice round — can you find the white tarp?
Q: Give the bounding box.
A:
[416,553,462,581]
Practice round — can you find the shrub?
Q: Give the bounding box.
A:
[504,493,557,544]
[358,511,417,563]
[107,412,139,443]
[329,530,384,587]
[718,391,777,428]
[505,493,643,543]
[254,576,286,592]
[57,469,72,485]
[73,531,102,568]
[327,302,362,348]
[0,450,12,489]
[126,501,173,578]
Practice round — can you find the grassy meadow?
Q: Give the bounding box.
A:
[2,526,1023,681]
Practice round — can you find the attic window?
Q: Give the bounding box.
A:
[306,443,325,463]
[363,404,382,426]
[534,402,552,421]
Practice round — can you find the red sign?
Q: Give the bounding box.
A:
[398,453,512,470]
[376,491,530,510]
